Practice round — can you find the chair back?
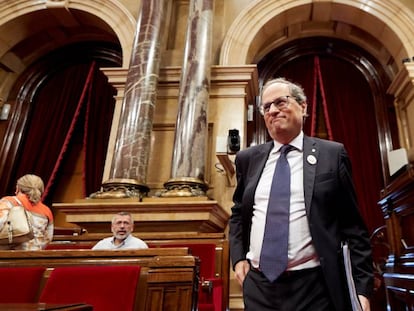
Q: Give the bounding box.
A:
[0,266,45,302]
[162,243,216,279]
[160,243,222,311]
[39,265,141,311]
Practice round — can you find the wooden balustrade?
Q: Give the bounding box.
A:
[379,164,414,310]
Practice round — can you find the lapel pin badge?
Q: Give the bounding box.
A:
[307,154,317,165]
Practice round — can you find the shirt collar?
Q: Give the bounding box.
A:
[111,234,130,246]
[272,131,304,153]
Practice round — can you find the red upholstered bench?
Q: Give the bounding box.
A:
[0,267,46,303]
[39,265,141,311]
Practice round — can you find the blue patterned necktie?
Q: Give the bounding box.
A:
[260,144,293,282]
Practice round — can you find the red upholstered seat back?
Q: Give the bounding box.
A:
[162,243,216,279]
[0,267,45,302]
[39,265,141,311]
[157,243,223,311]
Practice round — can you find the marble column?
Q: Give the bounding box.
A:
[91,0,166,199]
[161,0,214,197]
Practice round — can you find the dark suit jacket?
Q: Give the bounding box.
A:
[229,135,373,311]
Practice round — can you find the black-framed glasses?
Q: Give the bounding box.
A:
[261,95,294,114]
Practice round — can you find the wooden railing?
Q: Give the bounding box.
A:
[379,164,414,310]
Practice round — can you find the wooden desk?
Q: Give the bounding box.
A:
[51,232,230,311]
[0,303,93,310]
[0,249,199,311]
[52,198,230,311]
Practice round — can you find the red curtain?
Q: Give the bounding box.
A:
[43,63,96,199]
[83,65,116,196]
[316,56,384,232]
[310,56,333,140]
[12,62,115,205]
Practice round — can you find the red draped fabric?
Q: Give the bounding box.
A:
[83,64,116,196]
[11,62,115,205]
[311,56,333,140]
[316,57,384,232]
[43,63,96,199]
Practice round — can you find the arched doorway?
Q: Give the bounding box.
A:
[0,0,137,202]
[0,42,122,205]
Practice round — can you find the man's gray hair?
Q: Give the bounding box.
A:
[112,211,134,224]
[262,77,307,103]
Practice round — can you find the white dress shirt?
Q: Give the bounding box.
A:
[247,131,320,270]
[92,234,148,250]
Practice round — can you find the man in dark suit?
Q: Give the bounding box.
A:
[229,77,373,311]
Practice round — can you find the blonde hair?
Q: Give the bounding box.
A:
[16,174,44,204]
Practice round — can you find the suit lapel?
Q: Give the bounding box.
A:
[303,136,318,215]
[245,141,273,207]
[251,141,273,179]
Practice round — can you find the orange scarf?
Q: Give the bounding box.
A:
[5,194,53,222]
